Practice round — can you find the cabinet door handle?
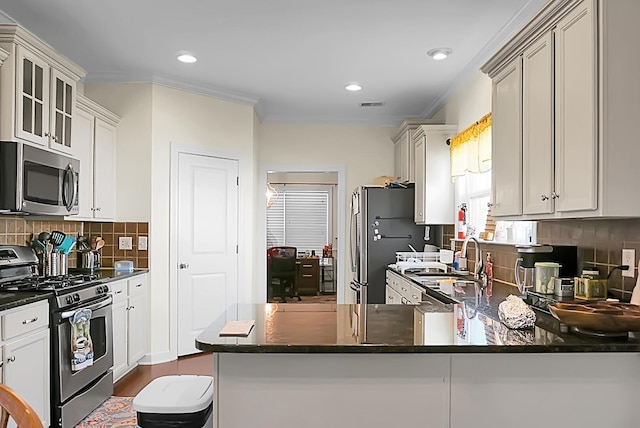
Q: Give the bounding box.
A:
[302,264,312,268]
[541,194,549,201]
[179,263,189,269]
[551,192,559,199]
[487,202,493,208]
[7,356,15,363]
[303,274,312,278]
[95,207,101,211]
[401,287,408,292]
[115,290,123,294]
[22,316,38,325]
[412,295,420,300]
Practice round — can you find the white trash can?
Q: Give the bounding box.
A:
[133,375,214,427]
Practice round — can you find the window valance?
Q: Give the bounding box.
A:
[450,113,492,177]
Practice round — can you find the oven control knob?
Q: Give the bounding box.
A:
[103,285,109,293]
[73,293,80,302]
[65,296,73,304]
[96,286,103,294]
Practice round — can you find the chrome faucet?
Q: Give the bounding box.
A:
[460,236,486,288]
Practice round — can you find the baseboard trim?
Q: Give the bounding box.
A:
[139,350,175,365]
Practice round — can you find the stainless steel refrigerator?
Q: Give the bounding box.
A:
[349,185,441,304]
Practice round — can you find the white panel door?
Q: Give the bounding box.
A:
[522,31,554,215]
[177,153,238,355]
[491,57,523,216]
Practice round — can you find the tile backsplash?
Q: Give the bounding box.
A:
[0,217,149,270]
[449,218,640,302]
[84,222,149,268]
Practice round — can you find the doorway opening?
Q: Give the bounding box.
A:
[263,170,342,304]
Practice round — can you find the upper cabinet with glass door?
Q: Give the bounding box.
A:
[0,25,85,155]
[482,0,640,219]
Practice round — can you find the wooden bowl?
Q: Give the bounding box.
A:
[548,302,640,333]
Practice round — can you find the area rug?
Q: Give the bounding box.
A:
[75,396,137,427]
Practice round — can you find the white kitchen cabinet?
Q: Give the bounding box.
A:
[483,0,640,219]
[553,1,597,213]
[490,57,522,217]
[385,284,402,304]
[111,274,148,382]
[392,119,443,183]
[522,32,554,215]
[386,270,423,305]
[0,25,85,153]
[72,94,119,221]
[0,300,50,428]
[110,279,128,381]
[127,275,148,365]
[412,125,457,224]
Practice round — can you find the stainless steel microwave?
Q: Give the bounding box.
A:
[0,141,79,215]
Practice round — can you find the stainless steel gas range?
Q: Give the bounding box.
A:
[0,245,114,428]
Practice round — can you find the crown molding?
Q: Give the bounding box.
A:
[0,24,86,80]
[84,71,261,107]
[260,112,406,127]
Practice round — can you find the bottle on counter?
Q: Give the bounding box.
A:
[485,252,493,281]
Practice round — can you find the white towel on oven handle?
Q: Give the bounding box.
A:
[70,308,94,372]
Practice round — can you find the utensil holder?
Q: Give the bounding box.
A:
[40,252,68,277]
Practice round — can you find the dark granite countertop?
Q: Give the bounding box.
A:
[196,272,640,354]
[0,291,52,312]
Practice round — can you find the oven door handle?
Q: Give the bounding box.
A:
[62,163,77,212]
[60,296,112,320]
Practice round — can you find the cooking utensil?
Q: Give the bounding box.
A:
[95,239,105,251]
[57,236,77,254]
[38,231,50,243]
[50,230,66,247]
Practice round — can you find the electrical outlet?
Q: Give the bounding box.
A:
[118,236,133,250]
[138,236,148,251]
[622,249,635,277]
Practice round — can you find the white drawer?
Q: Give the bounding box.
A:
[128,274,147,297]
[109,279,128,303]
[2,301,49,341]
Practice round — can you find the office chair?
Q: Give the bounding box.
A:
[267,246,301,302]
[0,384,44,428]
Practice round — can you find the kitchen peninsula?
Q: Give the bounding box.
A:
[197,286,640,428]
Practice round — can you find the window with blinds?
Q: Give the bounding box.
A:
[266,185,331,255]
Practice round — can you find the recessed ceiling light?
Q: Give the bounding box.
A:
[345,83,362,92]
[427,48,452,61]
[177,53,197,63]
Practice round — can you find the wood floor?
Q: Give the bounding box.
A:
[113,353,214,397]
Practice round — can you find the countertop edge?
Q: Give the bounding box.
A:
[0,292,52,312]
[196,342,640,354]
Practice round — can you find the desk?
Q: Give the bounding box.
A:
[295,258,319,295]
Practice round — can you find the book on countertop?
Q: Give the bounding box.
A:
[219,320,255,337]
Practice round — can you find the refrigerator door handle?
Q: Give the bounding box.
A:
[349,198,357,273]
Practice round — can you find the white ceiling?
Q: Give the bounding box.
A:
[0,0,547,125]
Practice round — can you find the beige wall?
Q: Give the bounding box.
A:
[84,83,153,222]
[258,122,395,302]
[431,70,492,131]
[86,83,257,360]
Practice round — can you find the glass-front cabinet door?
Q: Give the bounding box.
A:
[49,68,75,154]
[16,45,49,146]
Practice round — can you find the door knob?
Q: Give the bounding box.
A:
[179,263,190,269]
